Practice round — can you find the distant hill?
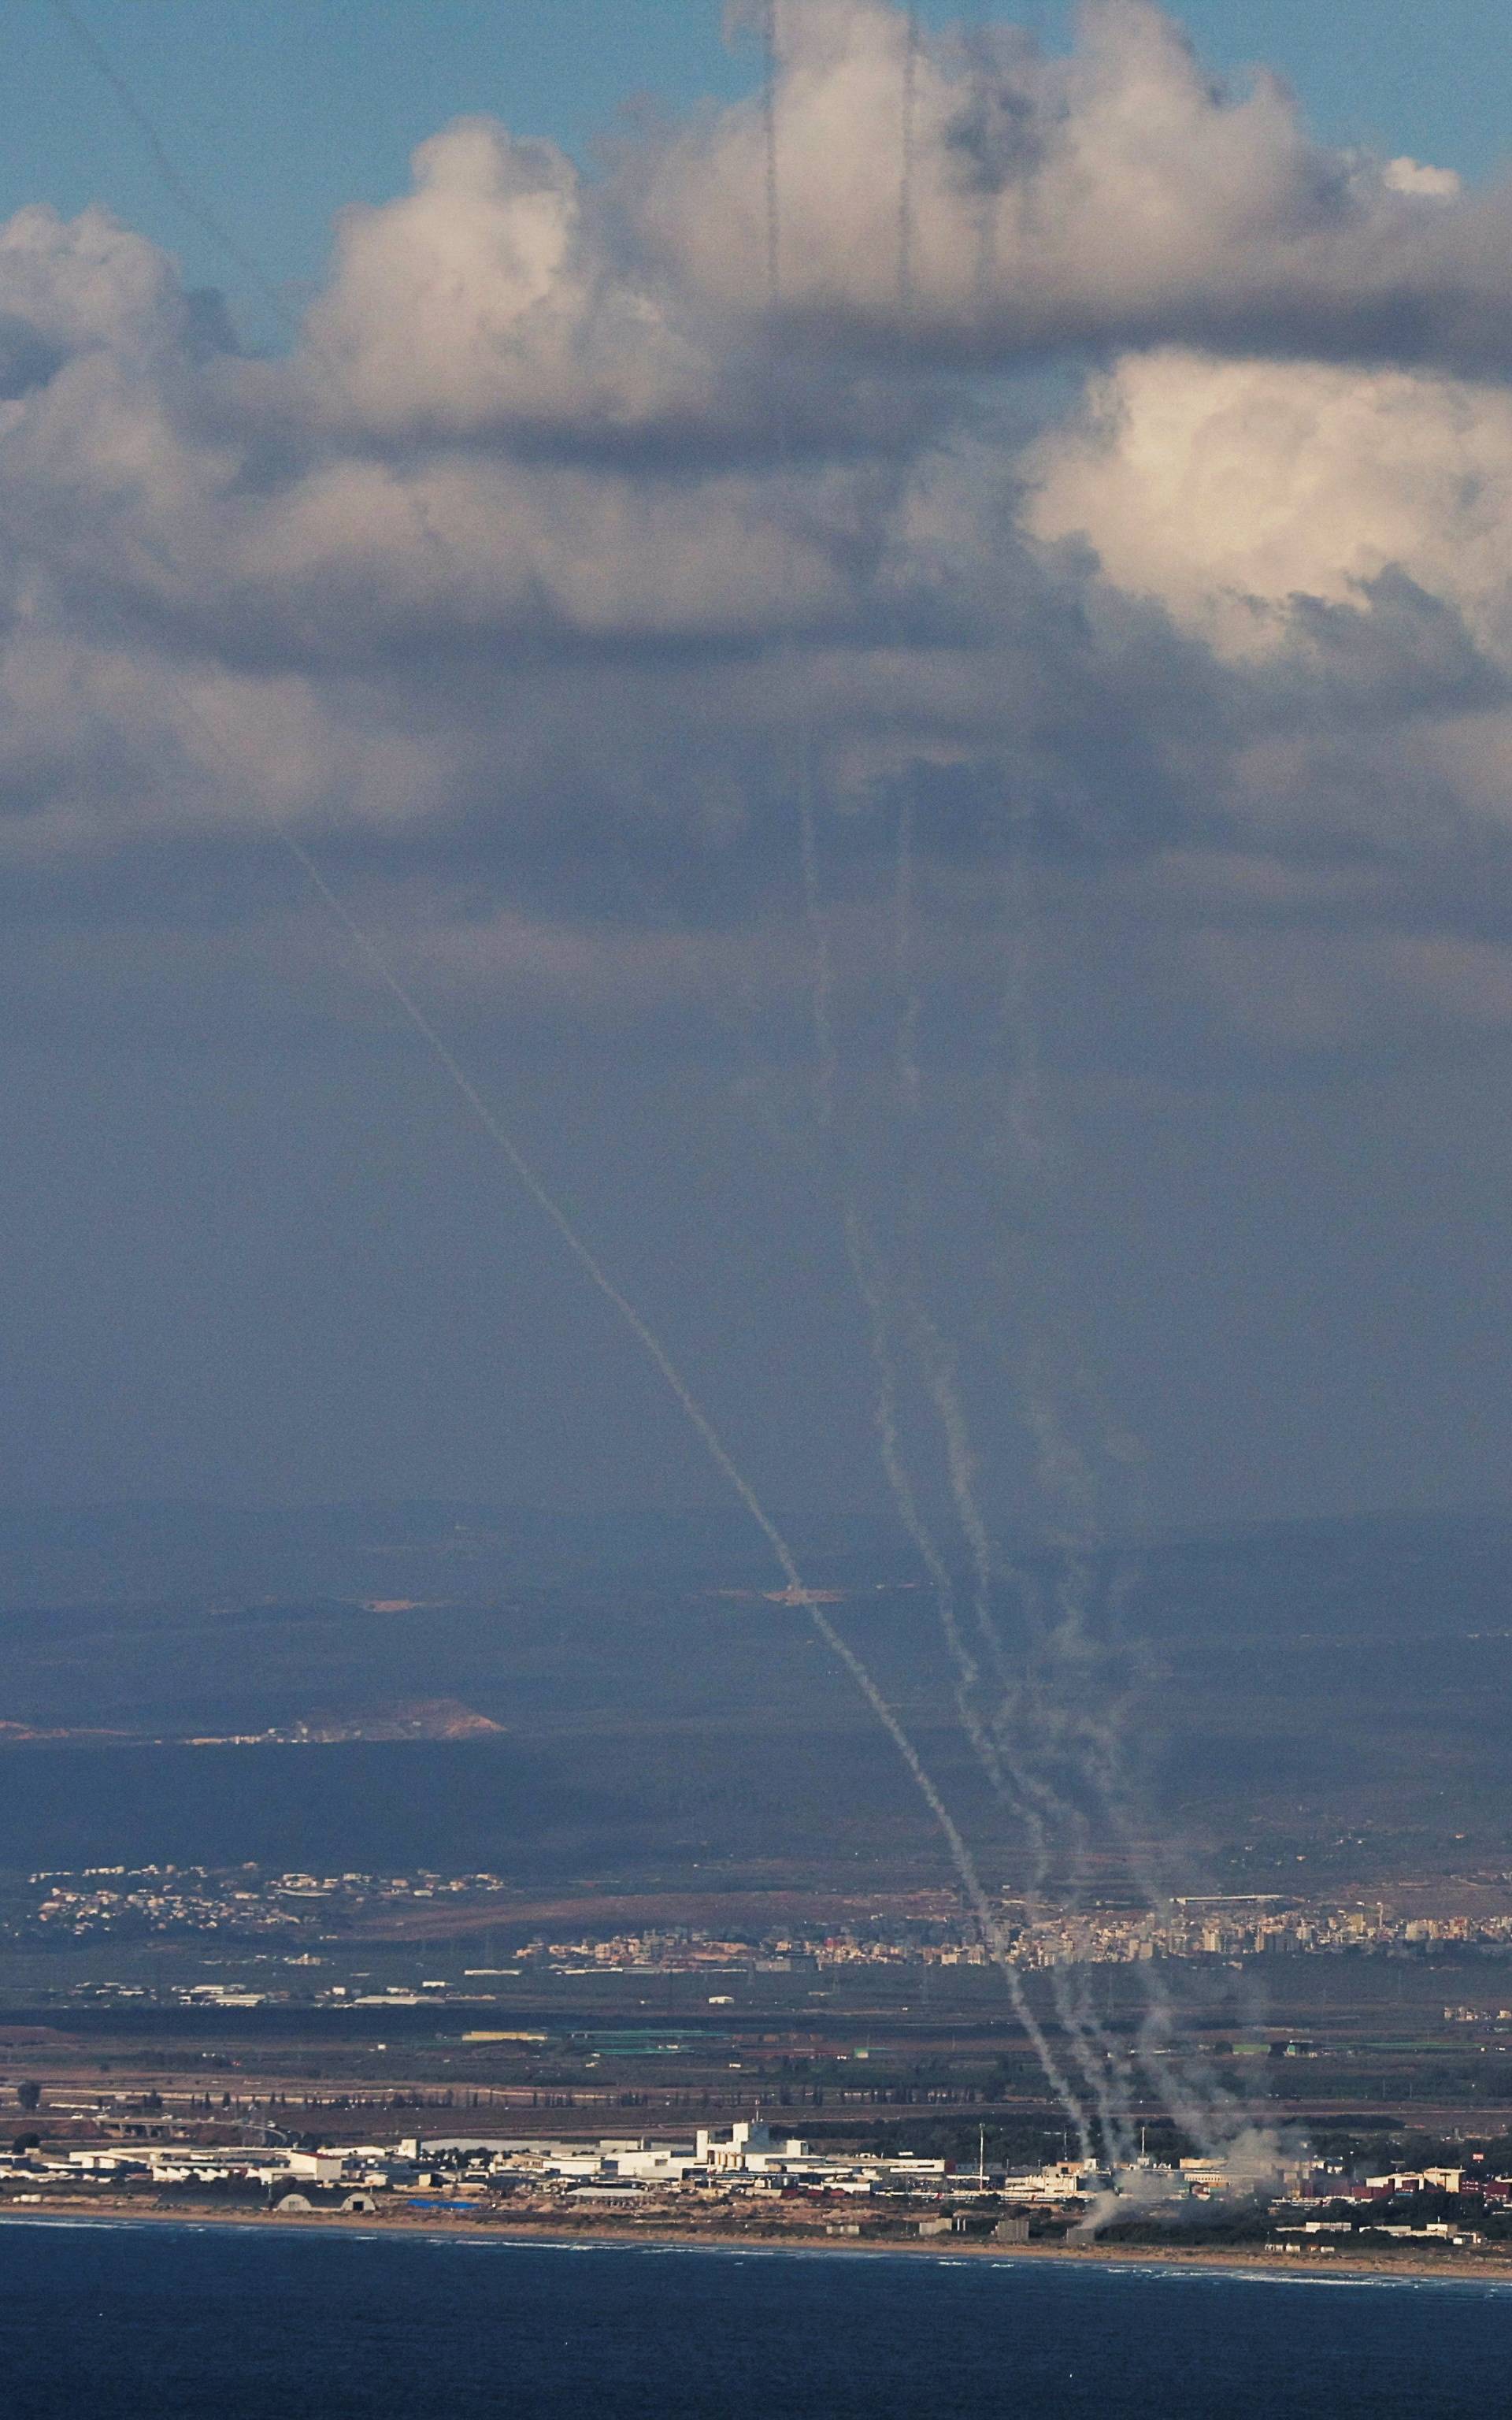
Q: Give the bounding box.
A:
[0,1502,1506,1882]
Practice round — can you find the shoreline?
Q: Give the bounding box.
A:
[4,2200,1512,2288]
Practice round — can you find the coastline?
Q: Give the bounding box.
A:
[4,2199,1511,2288]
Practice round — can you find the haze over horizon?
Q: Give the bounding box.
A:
[2,0,1510,1542]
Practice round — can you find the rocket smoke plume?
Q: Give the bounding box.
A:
[795,753,1121,2161]
[755,11,1107,2154]
[54,0,1298,2188]
[754,11,1135,2166]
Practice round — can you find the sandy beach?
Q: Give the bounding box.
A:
[4,2197,1510,2288]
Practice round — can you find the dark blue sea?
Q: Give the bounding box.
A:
[0,2218,1504,2418]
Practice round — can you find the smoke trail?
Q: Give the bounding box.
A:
[1009,1317,1262,2159]
[48,0,301,341]
[792,749,1100,2141]
[845,1212,991,1739]
[845,1212,1107,2158]
[898,4,921,325]
[762,2,782,317]
[794,769,1113,2151]
[892,797,924,1118]
[1005,1343,1211,2147]
[984,897,1207,2147]
[750,2,1235,2179]
[865,807,1146,2161]
[891,1287,1137,2162]
[798,768,838,1134]
[962,0,1003,322]
[761,20,1096,2146]
[785,690,1106,2138]
[754,13,1131,2157]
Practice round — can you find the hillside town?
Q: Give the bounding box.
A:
[12,1865,1512,1970]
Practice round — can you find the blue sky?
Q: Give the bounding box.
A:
[7,1,1509,340]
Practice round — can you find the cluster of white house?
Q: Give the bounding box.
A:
[0,2119,1309,2210]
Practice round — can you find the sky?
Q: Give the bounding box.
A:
[2,0,1512,1536]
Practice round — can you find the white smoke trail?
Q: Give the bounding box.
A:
[891,1289,1138,2164]
[798,770,839,1134]
[839,1170,1095,2155]
[788,767,1093,2137]
[753,6,1133,2163]
[892,796,925,1123]
[762,2,782,314]
[793,770,1115,2151]
[962,0,1004,323]
[1010,1345,1266,2161]
[898,3,921,325]
[753,6,1099,2147]
[963,841,1238,2155]
[862,802,1153,2163]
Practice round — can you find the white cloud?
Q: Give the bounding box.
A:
[1026,350,1512,664]
[639,0,1510,368]
[1382,158,1462,202]
[302,119,724,444]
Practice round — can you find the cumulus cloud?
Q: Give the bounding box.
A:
[302,119,726,447]
[641,0,1512,372]
[1027,350,1512,663]
[4,0,1512,1058]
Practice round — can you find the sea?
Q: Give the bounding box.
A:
[0,2219,1504,2418]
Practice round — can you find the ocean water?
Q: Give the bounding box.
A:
[0,2220,1504,2418]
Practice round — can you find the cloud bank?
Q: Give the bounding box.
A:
[5,0,1512,1060]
